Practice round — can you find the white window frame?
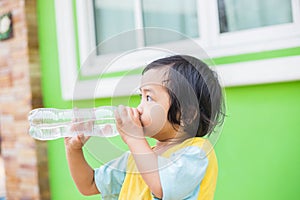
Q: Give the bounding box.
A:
[205,0,300,56]
[54,0,300,100]
[76,0,206,77]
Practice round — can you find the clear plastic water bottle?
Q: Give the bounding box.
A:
[28,106,118,140]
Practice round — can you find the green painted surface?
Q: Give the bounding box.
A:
[37,0,300,199]
[214,81,300,200]
[212,47,300,65]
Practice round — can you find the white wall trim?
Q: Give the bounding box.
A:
[213,56,300,87]
[54,0,78,100]
[61,55,300,100]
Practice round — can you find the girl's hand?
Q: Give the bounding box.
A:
[115,106,162,198]
[64,116,91,151]
[64,134,90,151]
[115,105,144,145]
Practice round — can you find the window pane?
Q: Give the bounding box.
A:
[142,0,199,46]
[218,0,293,33]
[93,0,137,55]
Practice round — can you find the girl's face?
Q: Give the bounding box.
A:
[137,68,178,140]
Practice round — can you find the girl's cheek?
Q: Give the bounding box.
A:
[142,104,168,136]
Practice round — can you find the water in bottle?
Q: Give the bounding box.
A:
[28,106,118,140]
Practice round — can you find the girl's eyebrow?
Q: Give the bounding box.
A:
[139,87,156,95]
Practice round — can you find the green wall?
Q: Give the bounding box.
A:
[215,82,300,199]
[37,0,300,199]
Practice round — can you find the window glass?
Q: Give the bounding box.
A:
[93,0,137,55]
[142,0,199,45]
[218,0,293,33]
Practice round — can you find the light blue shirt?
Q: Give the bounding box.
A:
[94,146,208,200]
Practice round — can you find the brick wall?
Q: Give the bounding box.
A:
[0,0,50,199]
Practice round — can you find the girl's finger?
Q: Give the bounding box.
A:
[83,136,91,144]
[119,105,127,117]
[132,108,139,120]
[114,109,122,125]
[128,107,134,118]
[78,133,88,145]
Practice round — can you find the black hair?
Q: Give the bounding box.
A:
[142,55,225,137]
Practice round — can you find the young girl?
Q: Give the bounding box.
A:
[64,55,225,200]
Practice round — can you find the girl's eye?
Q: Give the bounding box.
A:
[146,95,152,102]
